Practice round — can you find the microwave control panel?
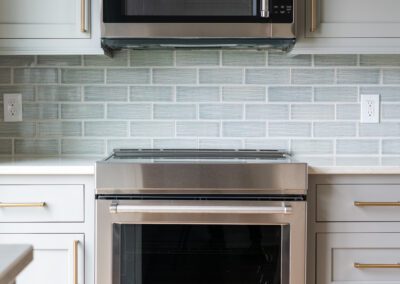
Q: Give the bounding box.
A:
[269,0,293,23]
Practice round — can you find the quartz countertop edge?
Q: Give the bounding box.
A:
[0,245,33,284]
[0,157,400,175]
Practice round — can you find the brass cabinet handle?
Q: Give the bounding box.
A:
[355,263,400,269]
[81,0,86,32]
[354,201,400,207]
[0,202,46,208]
[73,240,79,284]
[310,0,318,32]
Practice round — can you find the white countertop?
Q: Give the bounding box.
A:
[0,245,33,284]
[0,156,400,175]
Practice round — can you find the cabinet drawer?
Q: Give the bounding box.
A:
[0,234,84,284]
[0,185,84,222]
[317,233,400,284]
[316,184,400,222]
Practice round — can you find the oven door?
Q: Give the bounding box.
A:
[96,199,306,284]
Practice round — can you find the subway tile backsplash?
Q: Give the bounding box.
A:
[1,51,400,166]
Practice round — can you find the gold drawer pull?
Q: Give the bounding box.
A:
[81,0,86,32]
[310,0,318,32]
[354,201,400,207]
[355,263,400,269]
[73,240,79,284]
[0,202,46,208]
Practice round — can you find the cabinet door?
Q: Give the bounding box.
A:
[306,0,400,38]
[0,234,85,284]
[0,0,90,38]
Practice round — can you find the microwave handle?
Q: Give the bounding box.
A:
[109,202,292,214]
[261,0,269,18]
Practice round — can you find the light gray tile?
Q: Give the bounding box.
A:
[337,68,380,84]
[359,122,400,136]
[336,104,360,120]
[0,68,10,83]
[107,139,152,153]
[0,139,12,154]
[154,104,196,119]
[336,139,379,154]
[153,68,196,84]
[291,69,334,84]
[84,86,127,102]
[291,156,334,166]
[382,104,400,119]
[37,55,81,66]
[176,87,220,102]
[336,157,379,166]
[246,69,290,84]
[0,122,35,137]
[131,121,175,137]
[130,86,173,102]
[383,69,400,84]
[222,86,265,102]
[200,68,243,84]
[199,104,243,119]
[62,139,104,154]
[177,122,220,137]
[382,139,400,154]
[38,122,82,137]
[62,69,104,84]
[314,87,358,102]
[200,139,243,149]
[360,87,400,102]
[223,122,266,137]
[61,104,104,119]
[0,56,34,66]
[245,139,289,150]
[314,122,356,137]
[0,86,35,101]
[131,50,173,66]
[153,139,198,148]
[37,86,81,102]
[268,87,312,102]
[107,104,151,119]
[222,51,266,66]
[291,104,334,120]
[85,121,128,137]
[246,104,289,120]
[177,50,220,66]
[15,139,59,155]
[14,68,57,83]
[107,68,149,84]
[269,122,311,137]
[314,55,357,66]
[360,55,400,66]
[268,53,311,66]
[291,139,333,154]
[23,103,58,120]
[84,50,128,66]
[382,157,400,166]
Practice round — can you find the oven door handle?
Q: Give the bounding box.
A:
[109,202,292,214]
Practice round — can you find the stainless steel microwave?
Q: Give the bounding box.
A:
[101,0,296,53]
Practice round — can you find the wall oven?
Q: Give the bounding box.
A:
[101,0,296,52]
[96,149,307,284]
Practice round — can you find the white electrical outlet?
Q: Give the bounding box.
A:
[360,94,380,123]
[3,93,22,122]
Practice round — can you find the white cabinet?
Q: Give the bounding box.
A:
[0,0,102,54]
[293,0,400,54]
[0,234,85,284]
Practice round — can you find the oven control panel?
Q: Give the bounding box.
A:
[269,0,293,23]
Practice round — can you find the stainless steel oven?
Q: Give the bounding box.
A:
[101,0,296,52]
[96,149,307,284]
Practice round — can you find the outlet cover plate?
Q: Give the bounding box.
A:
[3,93,22,122]
[361,94,380,124]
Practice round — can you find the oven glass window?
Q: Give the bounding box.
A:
[123,0,258,16]
[114,224,288,284]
